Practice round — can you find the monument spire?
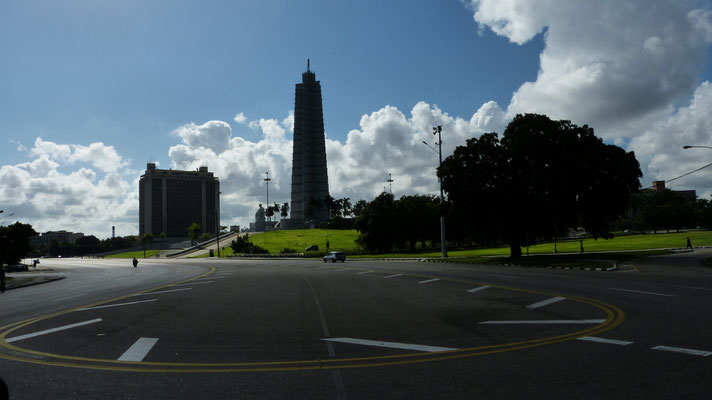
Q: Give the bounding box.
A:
[307,58,310,72]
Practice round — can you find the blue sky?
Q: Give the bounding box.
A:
[2,0,712,238]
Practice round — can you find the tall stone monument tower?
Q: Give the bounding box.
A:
[290,60,330,225]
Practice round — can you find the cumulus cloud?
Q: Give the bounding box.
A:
[470,0,712,140]
[0,138,137,237]
[30,138,126,173]
[234,112,247,124]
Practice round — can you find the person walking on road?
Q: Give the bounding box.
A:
[132,257,138,268]
[686,236,693,251]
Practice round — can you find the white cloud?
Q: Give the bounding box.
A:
[471,0,712,141]
[0,138,138,238]
[173,120,233,154]
[234,112,247,124]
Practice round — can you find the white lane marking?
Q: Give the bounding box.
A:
[118,337,159,361]
[322,337,457,353]
[194,277,222,281]
[334,268,352,272]
[131,288,192,296]
[418,278,440,284]
[467,285,490,293]
[156,274,169,279]
[480,319,606,324]
[527,296,565,310]
[609,287,674,297]
[680,286,712,291]
[357,270,374,275]
[6,318,103,343]
[488,274,518,279]
[652,345,711,357]
[75,299,157,311]
[51,293,87,302]
[316,267,331,270]
[384,274,403,279]
[172,281,213,286]
[2,297,24,302]
[577,336,633,346]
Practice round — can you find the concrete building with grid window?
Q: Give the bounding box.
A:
[139,163,220,238]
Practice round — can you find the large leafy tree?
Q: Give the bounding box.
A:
[354,193,400,253]
[0,222,37,265]
[438,114,641,258]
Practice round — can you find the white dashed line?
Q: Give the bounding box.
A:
[357,270,374,275]
[652,345,711,357]
[609,287,674,297]
[118,337,159,361]
[322,337,457,353]
[334,268,352,272]
[527,296,565,309]
[383,274,403,279]
[680,286,712,291]
[418,278,440,284]
[480,319,606,324]
[75,299,157,311]
[131,288,192,296]
[6,318,103,343]
[467,285,490,293]
[577,336,633,346]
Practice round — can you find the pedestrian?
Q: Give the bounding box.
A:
[132,257,138,268]
[580,240,584,254]
[686,236,693,251]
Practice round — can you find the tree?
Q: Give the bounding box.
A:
[272,203,281,220]
[439,114,642,258]
[281,202,290,219]
[352,200,368,218]
[76,235,101,256]
[398,194,440,251]
[265,205,275,222]
[341,197,352,217]
[0,222,37,265]
[354,193,399,253]
[187,223,202,245]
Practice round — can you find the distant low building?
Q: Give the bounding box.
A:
[31,230,84,248]
[139,163,220,238]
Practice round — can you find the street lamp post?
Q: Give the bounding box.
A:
[423,126,448,258]
[387,173,394,195]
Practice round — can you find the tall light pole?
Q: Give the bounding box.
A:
[387,173,394,195]
[264,171,271,220]
[423,126,448,258]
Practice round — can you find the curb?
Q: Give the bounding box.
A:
[5,276,66,291]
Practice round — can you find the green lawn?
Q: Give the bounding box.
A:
[248,229,360,253]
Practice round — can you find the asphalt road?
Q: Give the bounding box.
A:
[0,252,710,399]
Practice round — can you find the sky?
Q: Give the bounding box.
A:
[2,0,712,239]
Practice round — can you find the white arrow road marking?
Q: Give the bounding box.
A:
[322,337,457,353]
[118,337,159,361]
[6,318,103,343]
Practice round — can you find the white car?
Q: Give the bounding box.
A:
[323,252,346,263]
